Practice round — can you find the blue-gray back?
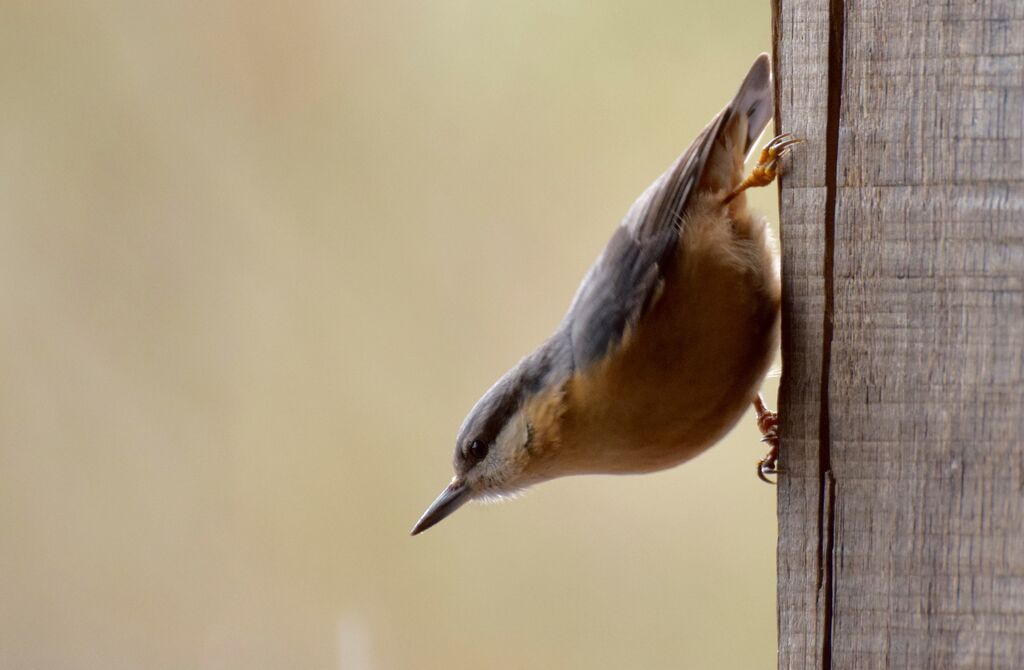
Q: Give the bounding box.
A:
[562,54,773,372]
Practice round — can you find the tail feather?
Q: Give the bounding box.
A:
[697,54,775,195]
[731,53,773,158]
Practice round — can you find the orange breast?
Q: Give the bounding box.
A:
[555,194,780,476]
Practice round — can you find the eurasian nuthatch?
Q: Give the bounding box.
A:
[413,54,796,535]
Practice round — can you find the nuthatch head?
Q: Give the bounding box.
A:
[411,351,564,531]
[413,54,789,535]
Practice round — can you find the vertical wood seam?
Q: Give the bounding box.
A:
[818,0,846,667]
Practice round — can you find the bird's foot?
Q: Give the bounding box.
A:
[724,133,803,204]
[753,395,779,484]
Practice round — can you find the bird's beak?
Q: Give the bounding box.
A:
[410,479,471,536]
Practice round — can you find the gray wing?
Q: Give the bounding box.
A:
[563,54,773,370]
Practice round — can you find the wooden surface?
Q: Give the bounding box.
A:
[773,1,1024,668]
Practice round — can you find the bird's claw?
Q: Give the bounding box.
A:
[753,395,780,485]
[756,436,779,485]
[751,133,803,184]
[725,133,804,203]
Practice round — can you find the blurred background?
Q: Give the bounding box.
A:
[0,2,779,668]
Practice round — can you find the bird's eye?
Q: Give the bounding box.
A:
[468,439,489,460]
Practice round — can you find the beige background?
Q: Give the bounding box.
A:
[1,2,779,668]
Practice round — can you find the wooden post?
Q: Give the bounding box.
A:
[774,1,1024,667]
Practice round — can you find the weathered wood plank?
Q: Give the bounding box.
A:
[776,0,1024,668]
[773,0,833,666]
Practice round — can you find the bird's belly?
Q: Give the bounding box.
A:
[561,221,780,476]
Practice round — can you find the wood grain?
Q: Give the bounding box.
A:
[775,1,1024,668]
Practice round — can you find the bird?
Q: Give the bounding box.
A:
[412,53,798,536]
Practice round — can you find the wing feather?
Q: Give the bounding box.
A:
[564,54,773,370]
